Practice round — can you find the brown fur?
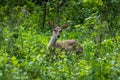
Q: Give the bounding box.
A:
[55,40,83,54]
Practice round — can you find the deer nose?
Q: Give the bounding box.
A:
[57,35,60,38]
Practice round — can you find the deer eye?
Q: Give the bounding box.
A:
[54,29,57,32]
[60,30,62,32]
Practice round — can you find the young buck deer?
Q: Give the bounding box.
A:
[47,21,83,54]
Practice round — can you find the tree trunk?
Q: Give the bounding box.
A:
[42,2,47,29]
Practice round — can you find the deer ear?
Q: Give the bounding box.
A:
[49,21,55,28]
[62,24,69,29]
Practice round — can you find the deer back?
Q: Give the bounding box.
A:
[55,40,83,54]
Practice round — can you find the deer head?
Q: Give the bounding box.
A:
[49,21,68,39]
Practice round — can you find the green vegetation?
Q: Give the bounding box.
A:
[0,0,120,80]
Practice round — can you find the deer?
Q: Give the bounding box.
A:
[47,21,83,54]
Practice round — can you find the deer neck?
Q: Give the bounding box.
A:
[47,34,57,49]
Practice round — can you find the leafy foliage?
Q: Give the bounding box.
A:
[0,0,120,80]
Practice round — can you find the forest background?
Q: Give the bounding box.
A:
[0,0,120,80]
